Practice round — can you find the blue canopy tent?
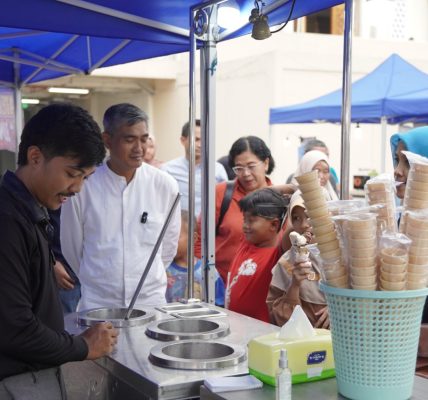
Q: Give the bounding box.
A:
[0,0,346,303]
[269,54,428,124]
[0,0,343,154]
[269,54,428,171]
[0,0,343,85]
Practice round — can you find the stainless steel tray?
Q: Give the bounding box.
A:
[156,302,207,314]
[145,318,230,341]
[149,340,246,370]
[77,307,156,328]
[171,309,227,319]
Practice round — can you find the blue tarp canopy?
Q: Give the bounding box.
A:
[269,54,428,125]
[0,0,343,85]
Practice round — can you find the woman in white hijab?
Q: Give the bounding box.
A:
[292,150,339,201]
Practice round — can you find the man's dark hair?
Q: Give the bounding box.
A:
[181,119,201,138]
[303,138,328,154]
[239,188,288,231]
[17,103,105,168]
[103,103,148,136]
[228,136,275,175]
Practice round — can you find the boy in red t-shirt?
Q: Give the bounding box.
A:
[226,188,288,322]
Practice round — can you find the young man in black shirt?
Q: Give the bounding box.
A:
[0,104,118,399]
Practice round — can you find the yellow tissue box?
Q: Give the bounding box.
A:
[248,329,335,386]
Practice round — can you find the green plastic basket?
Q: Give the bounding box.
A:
[320,283,428,400]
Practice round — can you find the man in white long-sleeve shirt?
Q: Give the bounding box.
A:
[162,119,228,216]
[61,103,180,309]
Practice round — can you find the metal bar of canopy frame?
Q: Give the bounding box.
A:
[23,35,80,84]
[380,116,387,173]
[0,80,15,88]
[188,0,223,303]
[0,53,81,75]
[0,30,45,40]
[86,36,92,71]
[340,0,354,200]
[57,0,189,38]
[17,48,83,72]
[87,39,131,73]
[187,6,197,300]
[13,49,23,164]
[200,5,218,304]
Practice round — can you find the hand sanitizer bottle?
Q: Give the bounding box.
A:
[276,349,292,400]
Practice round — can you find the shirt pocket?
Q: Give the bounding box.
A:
[137,214,164,248]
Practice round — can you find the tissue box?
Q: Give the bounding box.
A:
[248,329,335,386]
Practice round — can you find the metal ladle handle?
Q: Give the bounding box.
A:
[124,193,181,320]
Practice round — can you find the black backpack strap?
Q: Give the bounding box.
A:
[215,180,235,236]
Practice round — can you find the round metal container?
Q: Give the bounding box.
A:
[77,308,155,328]
[149,340,246,370]
[145,318,230,341]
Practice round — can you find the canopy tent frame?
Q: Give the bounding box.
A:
[0,0,351,303]
[270,53,428,186]
[57,0,190,38]
[188,0,354,301]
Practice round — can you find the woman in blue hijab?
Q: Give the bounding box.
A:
[390,126,428,199]
[390,126,428,359]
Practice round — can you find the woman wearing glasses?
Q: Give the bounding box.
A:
[196,136,294,285]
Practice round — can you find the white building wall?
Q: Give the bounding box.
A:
[147,30,428,189]
[358,0,428,41]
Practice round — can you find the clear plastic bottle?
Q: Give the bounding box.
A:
[276,349,292,400]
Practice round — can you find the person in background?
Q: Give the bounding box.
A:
[286,138,339,195]
[162,119,228,216]
[166,210,225,305]
[267,191,329,328]
[49,208,81,314]
[143,135,163,168]
[390,126,428,376]
[61,103,180,310]
[0,104,117,398]
[195,136,295,284]
[217,154,235,180]
[226,188,289,322]
[292,150,339,201]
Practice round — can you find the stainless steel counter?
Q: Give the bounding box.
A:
[65,304,278,400]
[199,376,428,400]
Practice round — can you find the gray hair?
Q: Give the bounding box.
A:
[103,103,148,135]
[303,138,328,154]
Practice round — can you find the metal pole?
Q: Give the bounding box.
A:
[124,193,180,320]
[380,116,387,173]
[200,6,218,304]
[13,50,23,165]
[187,8,197,300]
[339,0,354,200]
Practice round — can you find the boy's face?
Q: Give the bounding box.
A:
[29,148,95,210]
[242,211,278,247]
[291,205,313,244]
[103,121,149,174]
[175,223,189,260]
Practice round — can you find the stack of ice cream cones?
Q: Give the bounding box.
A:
[379,248,408,291]
[399,212,428,289]
[295,170,347,288]
[347,214,378,290]
[365,177,397,232]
